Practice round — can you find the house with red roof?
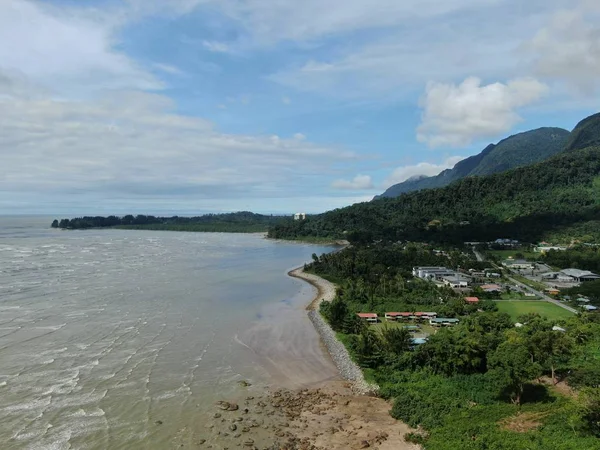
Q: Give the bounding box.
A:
[465,297,480,304]
[357,313,378,323]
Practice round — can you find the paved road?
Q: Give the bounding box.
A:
[505,274,578,313]
[472,247,578,314]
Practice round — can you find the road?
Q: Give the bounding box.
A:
[472,247,578,314]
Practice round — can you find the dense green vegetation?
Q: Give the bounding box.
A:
[269,146,600,244]
[51,212,286,233]
[565,113,600,152]
[377,127,569,198]
[310,244,600,449]
[543,245,600,273]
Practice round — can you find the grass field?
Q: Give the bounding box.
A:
[495,301,574,321]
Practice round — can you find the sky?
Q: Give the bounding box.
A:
[1,0,599,215]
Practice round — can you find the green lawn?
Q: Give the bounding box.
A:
[495,301,574,321]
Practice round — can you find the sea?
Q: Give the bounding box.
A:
[0,216,338,449]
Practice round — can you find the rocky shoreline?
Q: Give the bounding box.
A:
[196,382,419,450]
[289,267,378,395]
[191,267,419,449]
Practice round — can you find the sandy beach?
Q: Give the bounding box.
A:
[288,267,337,311]
[197,265,420,449]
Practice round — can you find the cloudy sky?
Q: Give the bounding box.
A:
[1,0,599,215]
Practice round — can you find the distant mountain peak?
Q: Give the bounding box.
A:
[377,127,570,199]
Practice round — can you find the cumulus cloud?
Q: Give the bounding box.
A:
[524,4,600,93]
[331,175,374,190]
[383,156,465,187]
[417,77,548,148]
[0,1,162,94]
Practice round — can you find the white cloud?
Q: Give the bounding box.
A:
[0,77,357,210]
[524,4,600,93]
[383,156,465,187]
[153,63,185,76]
[219,0,503,44]
[282,96,291,105]
[202,40,232,53]
[268,20,524,98]
[417,77,548,148]
[0,0,162,94]
[331,175,374,190]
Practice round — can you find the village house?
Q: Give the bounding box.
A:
[465,296,480,304]
[357,313,378,323]
[430,318,460,327]
[502,259,535,270]
[480,284,502,293]
[384,312,437,322]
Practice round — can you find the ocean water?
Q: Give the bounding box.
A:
[0,217,337,449]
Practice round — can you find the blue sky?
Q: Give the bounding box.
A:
[1,0,599,215]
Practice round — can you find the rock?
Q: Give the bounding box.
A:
[359,441,370,448]
[229,424,237,432]
[216,401,239,411]
[238,380,252,387]
[154,420,163,425]
[213,413,222,419]
[197,439,206,445]
[243,439,254,447]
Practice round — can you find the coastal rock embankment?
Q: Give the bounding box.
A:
[288,268,378,395]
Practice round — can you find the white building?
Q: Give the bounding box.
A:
[293,212,306,221]
[560,269,600,283]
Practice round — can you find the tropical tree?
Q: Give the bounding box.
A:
[488,341,542,405]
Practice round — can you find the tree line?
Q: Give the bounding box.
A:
[51,212,287,232]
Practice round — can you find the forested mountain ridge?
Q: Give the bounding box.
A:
[268,146,600,244]
[377,127,570,199]
[565,112,600,152]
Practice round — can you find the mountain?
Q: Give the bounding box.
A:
[565,112,600,152]
[268,145,600,244]
[377,127,570,199]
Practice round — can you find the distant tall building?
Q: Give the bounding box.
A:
[294,212,306,221]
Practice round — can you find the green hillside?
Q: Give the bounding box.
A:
[269,146,600,244]
[565,112,600,152]
[377,128,569,198]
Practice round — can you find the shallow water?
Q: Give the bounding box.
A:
[0,217,337,449]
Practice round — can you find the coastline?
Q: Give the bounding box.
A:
[196,265,420,449]
[288,266,337,311]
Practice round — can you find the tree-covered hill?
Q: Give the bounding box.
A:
[52,212,286,233]
[269,146,600,244]
[377,127,570,199]
[565,112,600,152]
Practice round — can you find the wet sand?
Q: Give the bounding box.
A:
[203,266,421,449]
